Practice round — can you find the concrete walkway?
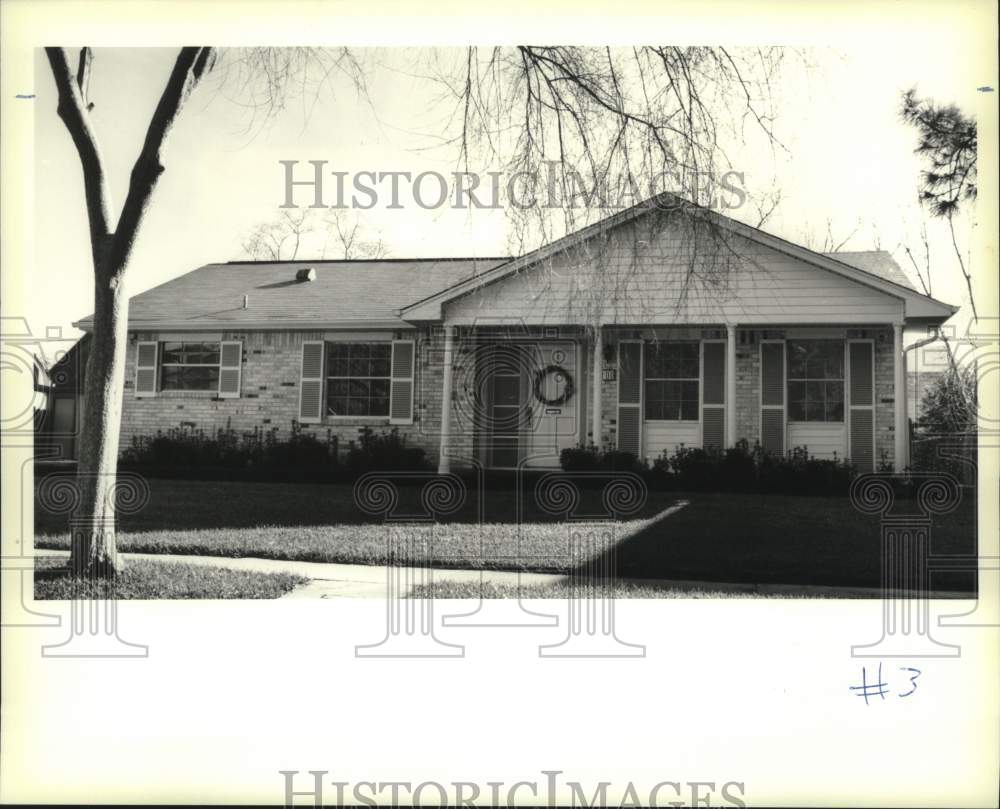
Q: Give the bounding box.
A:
[33,547,970,599]
[33,548,565,598]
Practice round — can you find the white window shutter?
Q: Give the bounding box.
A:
[701,340,726,451]
[617,340,643,455]
[848,340,875,471]
[759,340,786,455]
[135,342,158,397]
[218,341,243,398]
[299,341,325,424]
[389,340,415,425]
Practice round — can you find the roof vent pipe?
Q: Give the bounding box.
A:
[296,267,317,282]
[242,294,249,309]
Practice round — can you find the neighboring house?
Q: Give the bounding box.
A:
[72,198,957,472]
[34,334,89,461]
[31,348,52,429]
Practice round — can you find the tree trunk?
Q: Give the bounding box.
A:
[45,46,217,579]
[72,263,130,578]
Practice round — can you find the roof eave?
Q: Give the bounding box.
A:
[73,318,415,332]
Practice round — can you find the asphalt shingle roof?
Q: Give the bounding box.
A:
[75,248,920,329]
[77,258,511,328]
[822,250,917,292]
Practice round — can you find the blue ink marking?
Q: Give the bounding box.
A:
[897,667,921,698]
[15,94,36,99]
[850,662,889,705]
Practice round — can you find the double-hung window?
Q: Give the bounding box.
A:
[787,340,844,422]
[159,342,221,391]
[326,343,391,417]
[644,341,700,421]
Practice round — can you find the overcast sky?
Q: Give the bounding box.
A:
[32,42,986,346]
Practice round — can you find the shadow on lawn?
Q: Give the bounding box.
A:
[33,474,978,596]
[573,488,978,594]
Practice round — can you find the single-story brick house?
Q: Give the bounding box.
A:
[74,198,957,472]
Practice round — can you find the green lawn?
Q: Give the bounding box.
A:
[34,556,306,600]
[35,479,978,592]
[34,478,671,533]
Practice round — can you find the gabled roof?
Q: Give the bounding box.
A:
[74,195,957,332]
[74,258,510,331]
[398,193,958,323]
[823,250,917,291]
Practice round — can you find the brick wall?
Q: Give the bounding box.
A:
[121,324,902,469]
[596,325,899,467]
[120,329,446,464]
[872,327,897,467]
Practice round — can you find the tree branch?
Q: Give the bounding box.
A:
[45,47,111,265]
[947,213,977,321]
[110,47,217,274]
[76,46,93,106]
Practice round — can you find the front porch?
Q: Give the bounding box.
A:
[434,323,908,473]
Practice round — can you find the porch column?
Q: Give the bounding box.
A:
[591,324,603,447]
[893,323,908,472]
[437,325,456,475]
[726,324,737,447]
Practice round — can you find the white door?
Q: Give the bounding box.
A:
[523,341,579,468]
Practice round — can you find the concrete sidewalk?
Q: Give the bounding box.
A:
[33,548,565,598]
[33,548,973,599]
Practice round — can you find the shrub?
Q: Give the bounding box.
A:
[566,438,858,494]
[344,427,429,474]
[911,363,977,482]
[663,445,721,490]
[261,422,332,468]
[558,444,602,472]
[120,420,338,480]
[559,444,645,474]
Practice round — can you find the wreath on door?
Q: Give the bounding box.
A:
[532,365,575,407]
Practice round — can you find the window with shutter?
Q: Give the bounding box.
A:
[786,339,845,422]
[326,343,391,417]
[389,340,415,425]
[134,342,158,397]
[159,341,221,391]
[644,341,700,421]
[617,340,643,456]
[218,341,243,398]
[299,341,325,424]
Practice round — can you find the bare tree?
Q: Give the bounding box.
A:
[239,209,389,261]
[437,47,783,249]
[240,209,318,261]
[46,47,218,578]
[902,216,934,297]
[750,187,783,229]
[324,211,389,259]
[800,217,861,253]
[420,46,786,355]
[45,47,365,577]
